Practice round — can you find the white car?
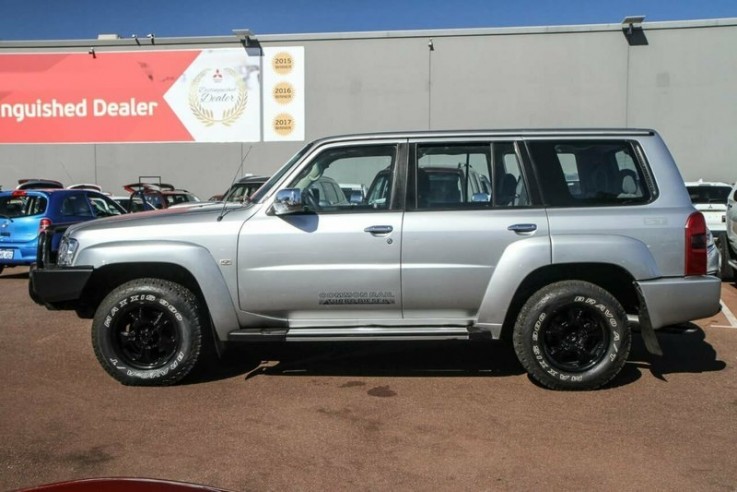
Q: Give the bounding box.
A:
[685,180,733,278]
[726,181,737,278]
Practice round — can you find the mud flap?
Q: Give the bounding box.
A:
[634,282,663,356]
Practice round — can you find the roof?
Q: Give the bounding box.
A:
[1,18,735,48]
[309,128,657,146]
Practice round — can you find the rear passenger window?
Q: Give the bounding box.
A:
[414,142,529,209]
[527,140,651,207]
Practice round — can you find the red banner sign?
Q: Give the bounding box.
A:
[0,49,261,143]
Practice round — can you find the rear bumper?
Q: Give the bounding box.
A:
[29,265,93,309]
[637,276,722,329]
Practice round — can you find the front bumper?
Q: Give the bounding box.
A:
[29,265,93,309]
[637,275,722,329]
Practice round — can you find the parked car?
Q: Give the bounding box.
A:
[29,129,721,390]
[726,181,737,278]
[0,188,125,274]
[685,180,732,278]
[220,175,269,203]
[122,182,200,211]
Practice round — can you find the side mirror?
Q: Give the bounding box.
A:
[272,188,303,215]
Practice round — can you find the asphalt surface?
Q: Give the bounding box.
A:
[1,266,737,491]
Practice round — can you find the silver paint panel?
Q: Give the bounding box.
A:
[637,276,722,329]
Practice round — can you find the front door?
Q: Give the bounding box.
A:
[238,141,405,325]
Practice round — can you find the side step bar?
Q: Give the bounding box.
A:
[228,326,471,342]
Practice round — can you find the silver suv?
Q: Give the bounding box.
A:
[29,129,722,390]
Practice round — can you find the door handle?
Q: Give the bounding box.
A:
[364,225,393,235]
[507,223,537,233]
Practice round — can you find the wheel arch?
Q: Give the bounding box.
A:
[499,262,639,340]
[76,258,240,344]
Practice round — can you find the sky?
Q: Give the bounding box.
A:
[1,0,736,41]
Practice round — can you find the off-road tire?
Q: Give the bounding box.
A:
[92,278,203,386]
[513,280,631,391]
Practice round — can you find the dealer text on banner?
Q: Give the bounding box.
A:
[0,49,264,143]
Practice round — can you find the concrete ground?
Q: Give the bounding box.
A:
[1,266,736,491]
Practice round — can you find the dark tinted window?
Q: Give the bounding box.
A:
[0,194,47,217]
[528,140,651,207]
[686,186,731,204]
[60,194,93,217]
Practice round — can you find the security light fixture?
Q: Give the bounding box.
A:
[232,29,256,46]
[132,34,140,45]
[88,47,96,58]
[621,15,648,46]
[147,33,155,44]
[622,15,645,34]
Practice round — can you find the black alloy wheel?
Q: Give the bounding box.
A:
[112,304,181,369]
[539,305,609,372]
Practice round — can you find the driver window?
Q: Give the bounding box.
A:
[289,145,396,212]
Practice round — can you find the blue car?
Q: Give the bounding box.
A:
[0,188,126,275]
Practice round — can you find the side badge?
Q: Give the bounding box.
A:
[219,259,233,266]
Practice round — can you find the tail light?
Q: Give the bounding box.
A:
[39,218,52,233]
[685,212,707,276]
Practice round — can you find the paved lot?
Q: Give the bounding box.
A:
[1,266,736,491]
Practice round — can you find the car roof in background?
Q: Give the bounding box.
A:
[16,179,64,190]
[236,175,269,183]
[685,180,732,188]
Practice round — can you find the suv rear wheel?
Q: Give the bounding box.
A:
[513,280,631,390]
[92,278,203,386]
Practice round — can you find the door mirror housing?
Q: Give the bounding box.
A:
[272,188,303,215]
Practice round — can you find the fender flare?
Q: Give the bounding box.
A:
[475,234,659,337]
[77,240,240,340]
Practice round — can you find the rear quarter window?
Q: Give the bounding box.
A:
[527,140,653,207]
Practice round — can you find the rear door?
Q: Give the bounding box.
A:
[401,139,549,322]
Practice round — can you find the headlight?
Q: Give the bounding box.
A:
[57,237,79,266]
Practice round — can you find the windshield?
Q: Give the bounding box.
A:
[249,143,314,203]
[687,186,731,204]
[0,194,47,218]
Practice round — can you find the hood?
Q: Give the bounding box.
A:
[65,201,257,236]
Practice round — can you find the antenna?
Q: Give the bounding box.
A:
[217,146,253,222]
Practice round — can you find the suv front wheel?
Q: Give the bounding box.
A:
[92,278,203,386]
[513,280,631,390]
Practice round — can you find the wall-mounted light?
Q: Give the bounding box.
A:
[232,28,256,47]
[146,33,155,45]
[132,34,140,46]
[428,39,434,51]
[88,47,96,58]
[621,15,648,46]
